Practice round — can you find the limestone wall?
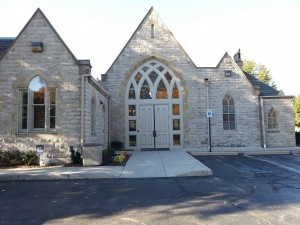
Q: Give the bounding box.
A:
[102,9,264,149]
[263,97,296,147]
[209,55,262,148]
[103,9,202,146]
[0,10,82,163]
[83,76,109,148]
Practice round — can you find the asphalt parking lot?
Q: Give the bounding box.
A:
[1,154,300,225]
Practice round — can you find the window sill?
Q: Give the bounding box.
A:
[267,130,280,133]
[15,132,60,138]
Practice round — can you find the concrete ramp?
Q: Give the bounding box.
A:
[120,151,213,178]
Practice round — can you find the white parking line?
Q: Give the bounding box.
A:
[244,155,300,175]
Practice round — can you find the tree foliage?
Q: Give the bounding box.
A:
[294,95,300,127]
[243,60,277,89]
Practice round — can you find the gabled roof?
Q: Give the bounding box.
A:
[0,8,78,64]
[0,38,15,59]
[217,52,279,96]
[217,52,255,89]
[243,71,279,96]
[105,7,197,74]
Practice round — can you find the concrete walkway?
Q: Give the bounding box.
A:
[0,151,212,180]
[121,151,212,178]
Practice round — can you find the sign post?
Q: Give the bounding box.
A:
[207,110,212,152]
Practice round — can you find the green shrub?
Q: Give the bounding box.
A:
[0,150,38,166]
[110,141,124,150]
[70,147,82,164]
[20,150,38,166]
[296,132,300,146]
[113,151,129,164]
[102,148,115,161]
[0,150,22,166]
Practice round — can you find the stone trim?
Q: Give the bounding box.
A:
[260,96,294,99]
[83,143,103,147]
[87,76,110,99]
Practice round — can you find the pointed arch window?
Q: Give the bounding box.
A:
[151,24,155,38]
[156,80,168,99]
[268,107,277,129]
[18,75,56,133]
[172,83,179,99]
[223,94,235,130]
[128,83,136,99]
[125,59,183,149]
[140,80,152,99]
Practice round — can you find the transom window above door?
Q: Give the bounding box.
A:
[127,60,180,101]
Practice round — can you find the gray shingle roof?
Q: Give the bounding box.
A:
[243,71,279,96]
[0,38,15,59]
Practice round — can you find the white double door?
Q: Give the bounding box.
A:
[139,105,169,149]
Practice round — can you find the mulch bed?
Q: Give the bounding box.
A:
[1,155,131,168]
[101,155,130,166]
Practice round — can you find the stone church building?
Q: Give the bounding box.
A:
[0,8,296,165]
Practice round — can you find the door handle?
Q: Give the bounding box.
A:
[153,130,157,137]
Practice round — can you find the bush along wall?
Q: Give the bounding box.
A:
[296,132,300,146]
[0,150,38,167]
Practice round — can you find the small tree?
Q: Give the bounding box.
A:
[294,95,300,128]
[243,60,277,89]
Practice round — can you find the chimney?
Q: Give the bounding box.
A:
[234,49,243,69]
[78,60,92,75]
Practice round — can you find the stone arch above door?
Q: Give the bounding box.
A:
[125,59,183,150]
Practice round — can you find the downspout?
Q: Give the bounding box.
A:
[107,96,110,148]
[260,97,267,148]
[204,78,210,151]
[81,74,90,149]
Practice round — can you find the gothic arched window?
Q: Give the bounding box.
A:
[19,75,56,133]
[223,94,235,130]
[268,107,277,129]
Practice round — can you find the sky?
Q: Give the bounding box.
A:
[0,0,299,96]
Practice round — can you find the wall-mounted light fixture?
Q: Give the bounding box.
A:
[224,70,232,77]
[31,42,43,52]
[204,78,210,86]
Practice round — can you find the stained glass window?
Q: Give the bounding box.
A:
[173,135,181,146]
[129,135,137,146]
[172,104,180,115]
[129,83,136,99]
[157,66,164,72]
[142,67,149,72]
[173,119,180,130]
[129,105,136,116]
[140,80,152,99]
[149,71,158,84]
[156,79,168,99]
[164,72,172,84]
[129,120,136,131]
[172,83,179,99]
[135,73,142,84]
